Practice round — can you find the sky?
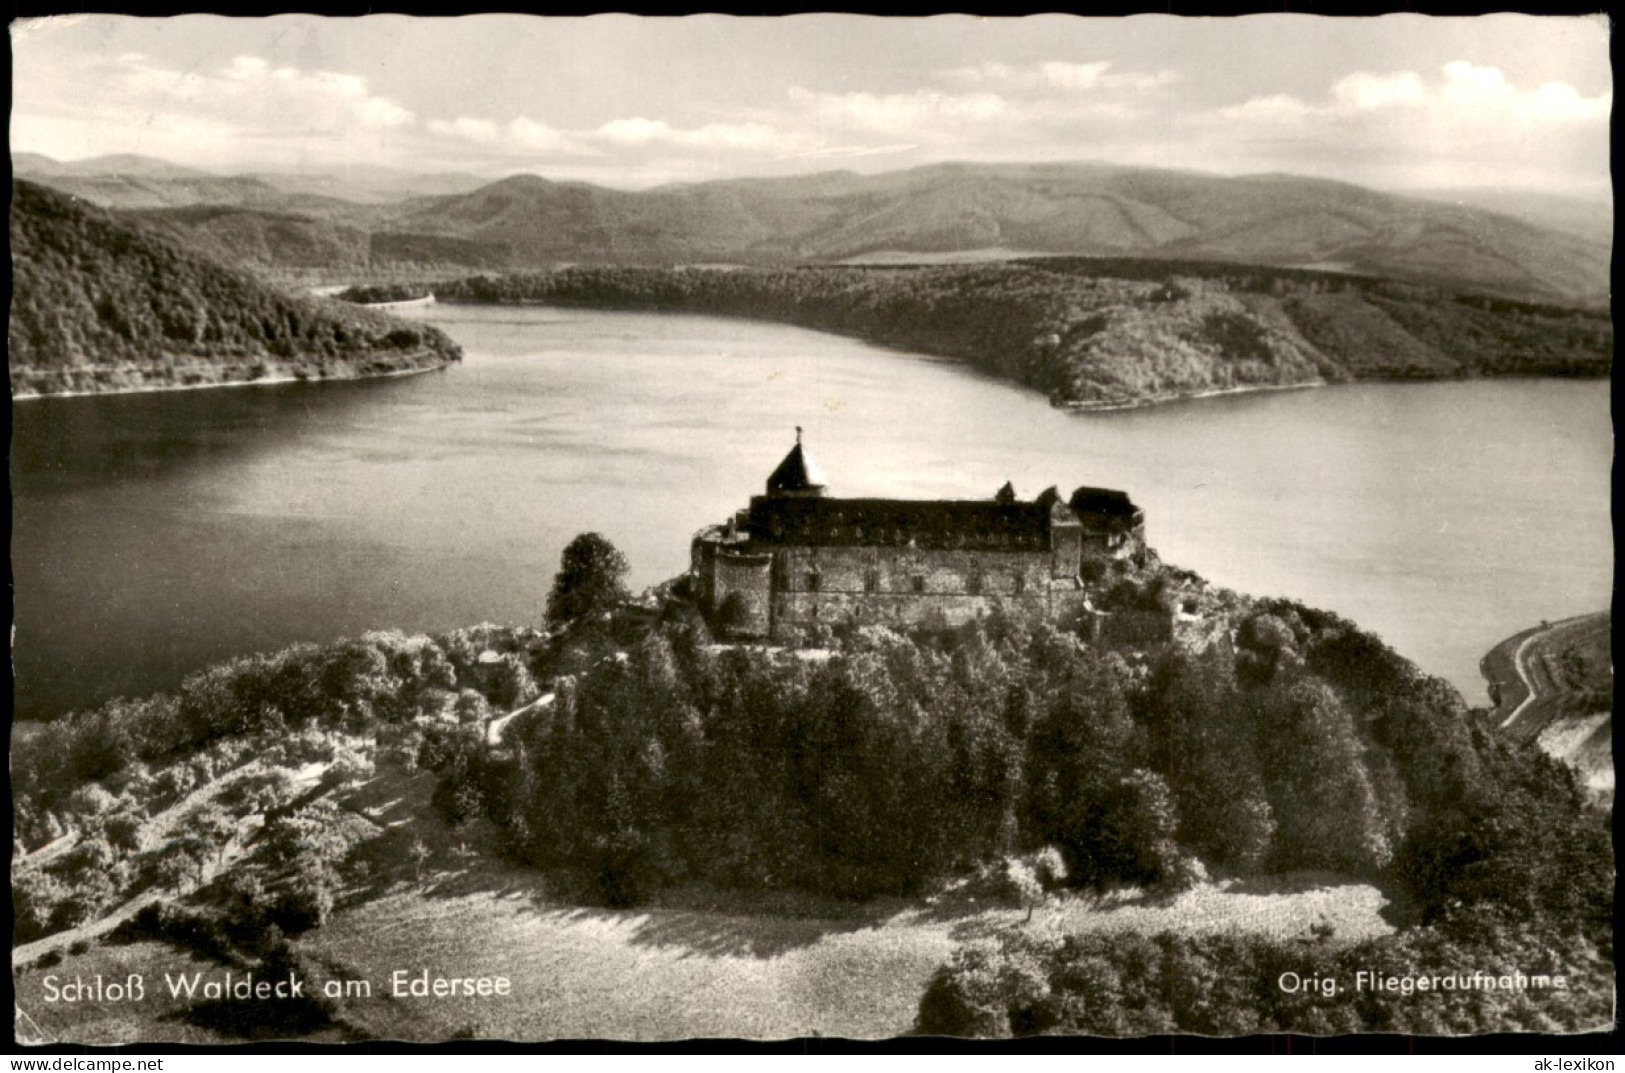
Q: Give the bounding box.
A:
[9,13,1613,197]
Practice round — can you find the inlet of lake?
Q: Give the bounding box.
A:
[10,303,1613,722]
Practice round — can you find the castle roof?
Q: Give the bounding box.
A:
[746,434,1139,547]
[767,431,828,495]
[747,496,1052,550]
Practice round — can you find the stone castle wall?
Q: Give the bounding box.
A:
[704,545,773,637]
[766,544,1078,635]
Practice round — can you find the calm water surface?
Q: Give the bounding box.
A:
[10,304,1613,720]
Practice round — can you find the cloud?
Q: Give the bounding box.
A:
[1211,62,1610,191]
[669,122,782,151]
[129,53,417,134]
[1332,71,1427,110]
[510,117,594,154]
[787,86,1009,135]
[1224,62,1610,129]
[8,31,1606,193]
[427,115,597,157]
[944,60,1178,93]
[11,51,422,167]
[426,116,501,144]
[423,113,786,162]
[595,116,675,145]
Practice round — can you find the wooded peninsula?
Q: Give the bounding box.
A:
[412,261,1612,411]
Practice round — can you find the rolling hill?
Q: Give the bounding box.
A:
[13,152,494,206]
[382,163,1611,306]
[8,180,461,397]
[1403,187,1612,245]
[123,205,374,273]
[17,156,1611,305]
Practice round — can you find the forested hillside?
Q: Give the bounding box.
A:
[124,206,373,273]
[427,262,1612,411]
[9,181,462,397]
[15,549,1607,1036]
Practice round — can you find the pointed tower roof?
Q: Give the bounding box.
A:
[767,426,828,496]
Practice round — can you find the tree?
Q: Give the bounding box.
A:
[190,805,237,868]
[171,834,214,886]
[546,533,630,626]
[1002,857,1044,922]
[915,937,1052,1038]
[154,851,196,894]
[408,836,433,882]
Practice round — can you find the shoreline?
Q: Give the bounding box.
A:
[432,296,1606,416]
[433,298,1345,415]
[10,355,453,403]
[1056,379,1327,413]
[358,295,437,310]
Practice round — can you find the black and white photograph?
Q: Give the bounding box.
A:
[8,11,1614,1046]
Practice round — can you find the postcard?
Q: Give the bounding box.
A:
[10,12,1613,1046]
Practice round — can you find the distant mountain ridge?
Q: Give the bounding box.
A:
[378,163,1612,305]
[1403,187,1611,244]
[12,152,490,206]
[8,181,461,397]
[14,155,1610,306]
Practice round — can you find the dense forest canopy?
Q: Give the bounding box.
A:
[8,181,462,397]
[424,263,1611,411]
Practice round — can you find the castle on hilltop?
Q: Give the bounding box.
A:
[690,429,1148,639]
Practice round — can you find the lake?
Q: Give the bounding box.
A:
[10,304,1613,721]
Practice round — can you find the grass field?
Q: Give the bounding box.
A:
[298,868,1393,1042]
[16,855,1393,1044]
[15,749,1397,1044]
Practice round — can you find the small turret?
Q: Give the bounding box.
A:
[766,426,828,498]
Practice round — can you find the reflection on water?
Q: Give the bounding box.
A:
[10,304,1612,720]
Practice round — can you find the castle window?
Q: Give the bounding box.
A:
[806,572,821,592]
[1014,574,1027,594]
[864,570,880,594]
[912,575,926,594]
[968,574,983,595]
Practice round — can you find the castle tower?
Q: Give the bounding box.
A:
[766,426,828,498]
